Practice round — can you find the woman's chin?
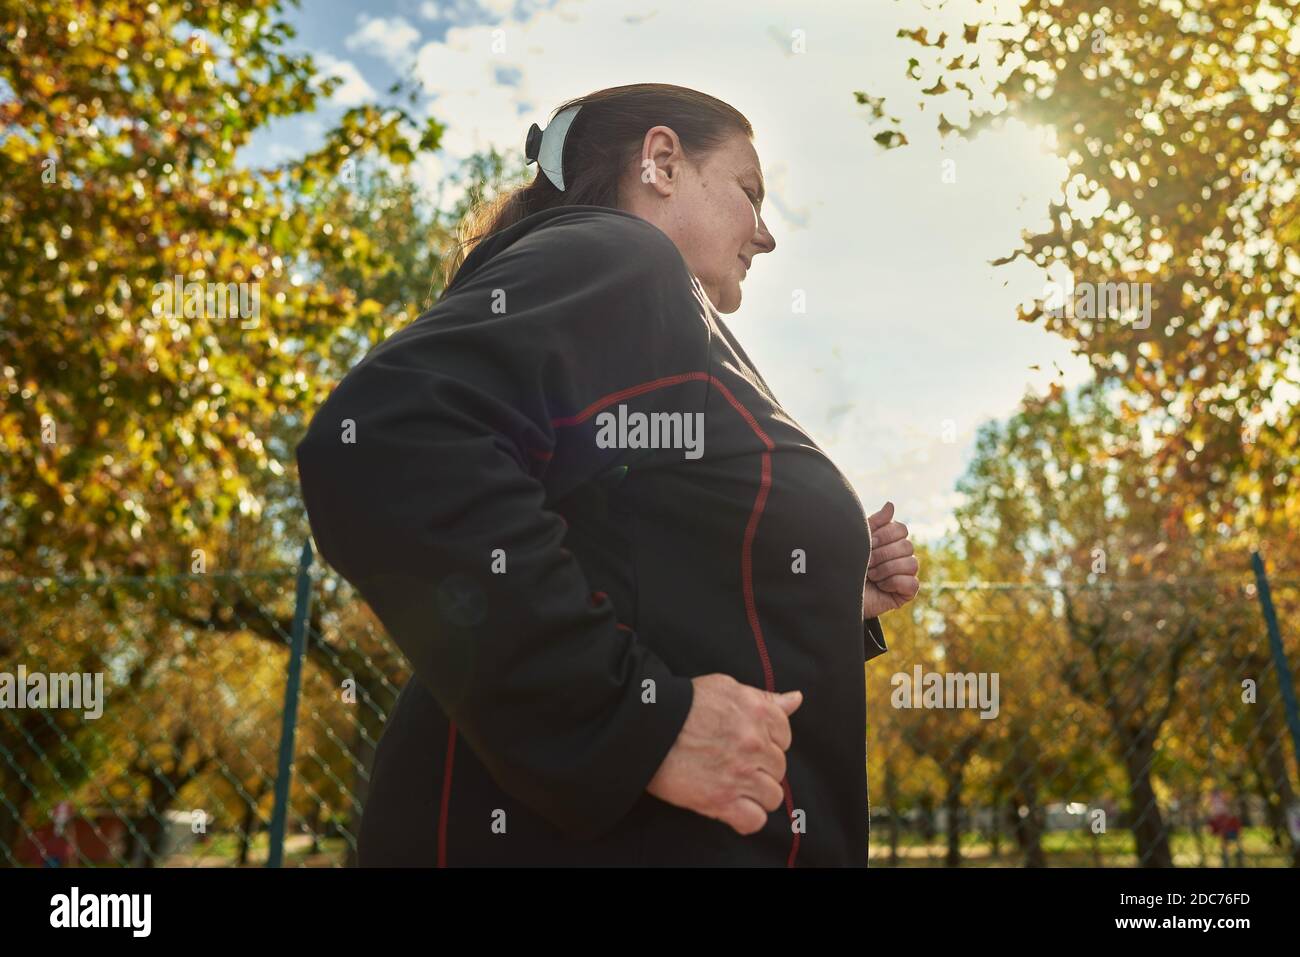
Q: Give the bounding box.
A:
[715,284,742,314]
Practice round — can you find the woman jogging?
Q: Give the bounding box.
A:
[295,83,919,866]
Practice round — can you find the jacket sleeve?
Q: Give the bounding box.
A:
[295,209,711,842]
[865,616,888,662]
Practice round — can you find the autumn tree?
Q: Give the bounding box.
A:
[0,0,442,579]
[950,381,1290,865]
[872,0,1300,538]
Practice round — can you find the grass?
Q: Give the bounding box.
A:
[869,826,1293,866]
[157,832,353,867]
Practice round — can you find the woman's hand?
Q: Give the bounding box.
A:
[864,501,920,617]
[647,674,803,836]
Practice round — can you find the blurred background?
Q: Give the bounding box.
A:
[2,0,1297,866]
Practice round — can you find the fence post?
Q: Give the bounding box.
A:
[267,538,315,868]
[1250,550,1300,787]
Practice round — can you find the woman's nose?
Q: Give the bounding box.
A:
[755,215,776,255]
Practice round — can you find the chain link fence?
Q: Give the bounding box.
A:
[0,552,405,868]
[3,546,1297,867]
[868,574,1300,867]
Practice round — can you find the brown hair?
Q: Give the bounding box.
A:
[437,82,753,295]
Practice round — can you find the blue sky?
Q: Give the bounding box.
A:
[260,0,1095,541]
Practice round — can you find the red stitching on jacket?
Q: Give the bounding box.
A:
[438,722,457,868]
[549,371,714,428]
[435,371,799,866]
[553,371,796,866]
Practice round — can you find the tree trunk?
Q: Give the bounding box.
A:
[1119,726,1173,867]
[944,775,964,867]
[237,799,260,866]
[884,757,900,867]
[0,779,34,867]
[1248,720,1300,866]
[942,737,977,867]
[1008,749,1046,867]
[989,790,1002,860]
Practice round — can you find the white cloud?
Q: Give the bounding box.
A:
[311,53,377,107]
[408,152,450,204]
[345,15,421,64]
[479,0,521,18]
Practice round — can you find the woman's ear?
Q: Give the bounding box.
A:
[640,125,686,197]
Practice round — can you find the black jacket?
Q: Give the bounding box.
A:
[295,204,889,866]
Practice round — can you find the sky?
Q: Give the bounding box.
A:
[259,0,1096,542]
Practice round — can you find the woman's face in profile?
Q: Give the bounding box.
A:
[625,129,777,315]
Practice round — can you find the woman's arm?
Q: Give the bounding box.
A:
[296,210,710,842]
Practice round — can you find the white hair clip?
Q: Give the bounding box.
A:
[524,104,582,192]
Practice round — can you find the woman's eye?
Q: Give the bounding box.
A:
[745,189,761,209]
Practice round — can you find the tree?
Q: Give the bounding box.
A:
[952,382,1257,865]
[873,0,1300,535]
[0,0,442,578]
